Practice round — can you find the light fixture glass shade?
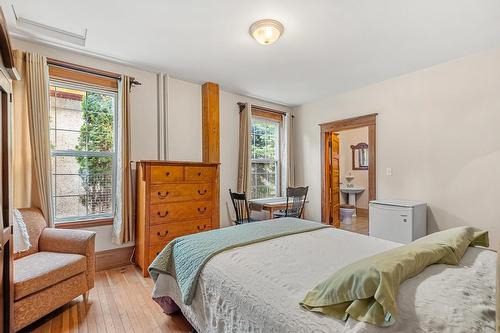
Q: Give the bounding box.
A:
[249,19,284,45]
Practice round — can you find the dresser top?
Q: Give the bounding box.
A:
[135,160,219,167]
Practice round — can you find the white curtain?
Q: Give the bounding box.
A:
[237,103,252,193]
[13,50,53,226]
[282,113,295,195]
[113,76,134,244]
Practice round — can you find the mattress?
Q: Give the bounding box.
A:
[152,226,496,333]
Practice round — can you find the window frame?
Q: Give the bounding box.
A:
[250,109,284,199]
[49,79,119,224]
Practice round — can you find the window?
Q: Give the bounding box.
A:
[250,113,282,199]
[49,81,117,223]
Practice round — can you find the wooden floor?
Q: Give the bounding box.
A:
[340,215,369,235]
[21,265,192,333]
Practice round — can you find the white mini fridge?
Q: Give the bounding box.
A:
[369,199,427,244]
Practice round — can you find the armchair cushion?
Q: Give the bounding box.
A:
[38,228,96,289]
[13,252,86,300]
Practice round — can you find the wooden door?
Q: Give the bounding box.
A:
[324,132,340,227]
[329,133,340,227]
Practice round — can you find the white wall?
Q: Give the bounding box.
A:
[294,47,500,247]
[338,127,369,209]
[167,78,202,161]
[166,78,291,227]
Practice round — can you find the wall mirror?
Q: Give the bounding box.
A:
[351,142,369,170]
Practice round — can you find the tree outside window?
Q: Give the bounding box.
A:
[250,117,281,199]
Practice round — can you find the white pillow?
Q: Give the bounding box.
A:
[13,209,31,253]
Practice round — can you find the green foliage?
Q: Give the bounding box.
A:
[251,119,279,199]
[76,92,114,215]
[251,119,278,160]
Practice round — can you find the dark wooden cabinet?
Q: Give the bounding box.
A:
[0,74,13,333]
[0,7,15,333]
[0,78,13,333]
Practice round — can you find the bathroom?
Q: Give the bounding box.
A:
[338,126,370,234]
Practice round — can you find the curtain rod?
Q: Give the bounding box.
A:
[237,102,287,116]
[47,58,141,86]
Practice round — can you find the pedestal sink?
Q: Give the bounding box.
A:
[340,186,365,217]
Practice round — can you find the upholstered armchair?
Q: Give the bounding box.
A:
[13,208,96,331]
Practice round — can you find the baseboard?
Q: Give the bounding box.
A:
[95,246,135,271]
[357,208,369,218]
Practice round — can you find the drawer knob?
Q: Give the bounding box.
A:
[158,191,169,199]
[197,189,207,195]
[197,207,207,214]
[157,230,169,237]
[165,172,171,176]
[157,211,169,218]
[197,172,202,176]
[197,224,207,231]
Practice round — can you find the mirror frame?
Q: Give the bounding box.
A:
[351,142,369,170]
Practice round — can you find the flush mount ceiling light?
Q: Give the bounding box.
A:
[249,19,284,45]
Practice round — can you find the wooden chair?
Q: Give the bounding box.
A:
[228,190,254,225]
[273,186,309,219]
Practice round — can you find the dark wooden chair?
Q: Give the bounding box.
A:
[229,189,255,225]
[273,186,309,219]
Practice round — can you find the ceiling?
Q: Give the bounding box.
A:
[2,0,500,106]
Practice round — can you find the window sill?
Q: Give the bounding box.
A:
[55,218,114,229]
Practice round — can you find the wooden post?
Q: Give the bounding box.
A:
[201,82,220,229]
[201,82,220,163]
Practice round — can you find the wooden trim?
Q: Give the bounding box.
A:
[251,104,287,116]
[252,109,283,122]
[55,218,114,229]
[320,132,329,225]
[237,102,287,116]
[0,9,14,70]
[47,58,140,86]
[48,58,121,80]
[201,83,221,232]
[95,247,134,271]
[320,114,377,224]
[320,113,378,133]
[368,124,377,203]
[201,82,220,163]
[49,66,118,91]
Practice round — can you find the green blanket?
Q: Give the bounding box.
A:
[300,226,489,326]
[149,218,329,305]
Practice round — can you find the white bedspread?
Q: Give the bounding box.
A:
[152,227,496,333]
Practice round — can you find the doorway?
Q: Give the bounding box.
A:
[320,114,377,234]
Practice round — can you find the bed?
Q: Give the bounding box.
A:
[151,220,497,333]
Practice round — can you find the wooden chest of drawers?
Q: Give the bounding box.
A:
[135,161,219,276]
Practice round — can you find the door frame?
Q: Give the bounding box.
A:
[319,113,377,224]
